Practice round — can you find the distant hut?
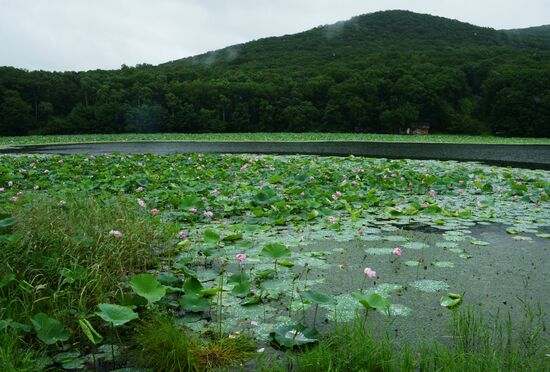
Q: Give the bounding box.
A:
[400,123,430,135]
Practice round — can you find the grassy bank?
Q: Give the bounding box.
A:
[1,132,550,147]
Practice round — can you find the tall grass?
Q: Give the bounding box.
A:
[259,306,549,371]
[0,195,162,324]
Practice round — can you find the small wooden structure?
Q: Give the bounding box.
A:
[400,123,430,135]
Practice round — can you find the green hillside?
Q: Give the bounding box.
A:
[1,10,549,137]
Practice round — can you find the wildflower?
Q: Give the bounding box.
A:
[211,189,221,196]
[43,169,49,174]
[204,210,213,218]
[331,194,338,201]
[58,159,64,163]
[58,200,66,206]
[363,267,376,278]
[33,185,40,190]
[150,208,160,216]
[137,199,147,208]
[391,172,397,177]
[197,165,203,170]
[7,181,13,187]
[251,320,258,326]
[458,189,465,195]
[392,247,402,257]
[335,191,342,197]
[257,348,265,353]
[259,180,266,187]
[109,230,122,239]
[358,228,365,236]
[351,180,357,185]
[515,181,523,186]
[177,231,187,239]
[236,253,247,263]
[328,216,337,224]
[422,201,430,208]
[428,189,436,198]
[300,192,305,197]
[0,187,4,193]
[135,186,144,193]
[189,208,197,213]
[240,164,248,171]
[9,196,19,202]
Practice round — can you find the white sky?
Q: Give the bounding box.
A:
[0,0,548,72]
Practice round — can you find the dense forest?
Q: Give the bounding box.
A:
[1,10,549,137]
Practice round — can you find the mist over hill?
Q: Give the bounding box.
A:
[1,10,549,137]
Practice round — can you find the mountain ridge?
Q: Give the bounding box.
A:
[165,10,550,68]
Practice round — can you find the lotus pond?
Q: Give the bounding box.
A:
[0,152,549,370]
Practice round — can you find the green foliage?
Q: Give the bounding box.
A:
[133,315,197,372]
[1,10,549,137]
[95,303,138,327]
[30,313,70,345]
[129,274,167,304]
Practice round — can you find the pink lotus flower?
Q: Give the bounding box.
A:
[392,247,402,257]
[235,253,247,263]
[150,208,160,216]
[109,230,122,239]
[327,216,337,224]
[428,189,437,198]
[177,231,187,239]
[363,267,376,278]
[137,199,147,208]
[204,210,213,218]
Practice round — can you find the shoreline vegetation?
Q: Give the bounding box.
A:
[2,132,550,148]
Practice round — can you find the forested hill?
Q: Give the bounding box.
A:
[1,10,549,137]
[169,10,550,69]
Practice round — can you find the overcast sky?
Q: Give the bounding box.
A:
[1,0,548,72]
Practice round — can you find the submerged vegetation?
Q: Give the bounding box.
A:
[0,152,549,370]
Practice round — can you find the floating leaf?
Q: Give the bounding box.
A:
[440,293,463,309]
[270,323,318,348]
[470,240,490,246]
[179,294,210,312]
